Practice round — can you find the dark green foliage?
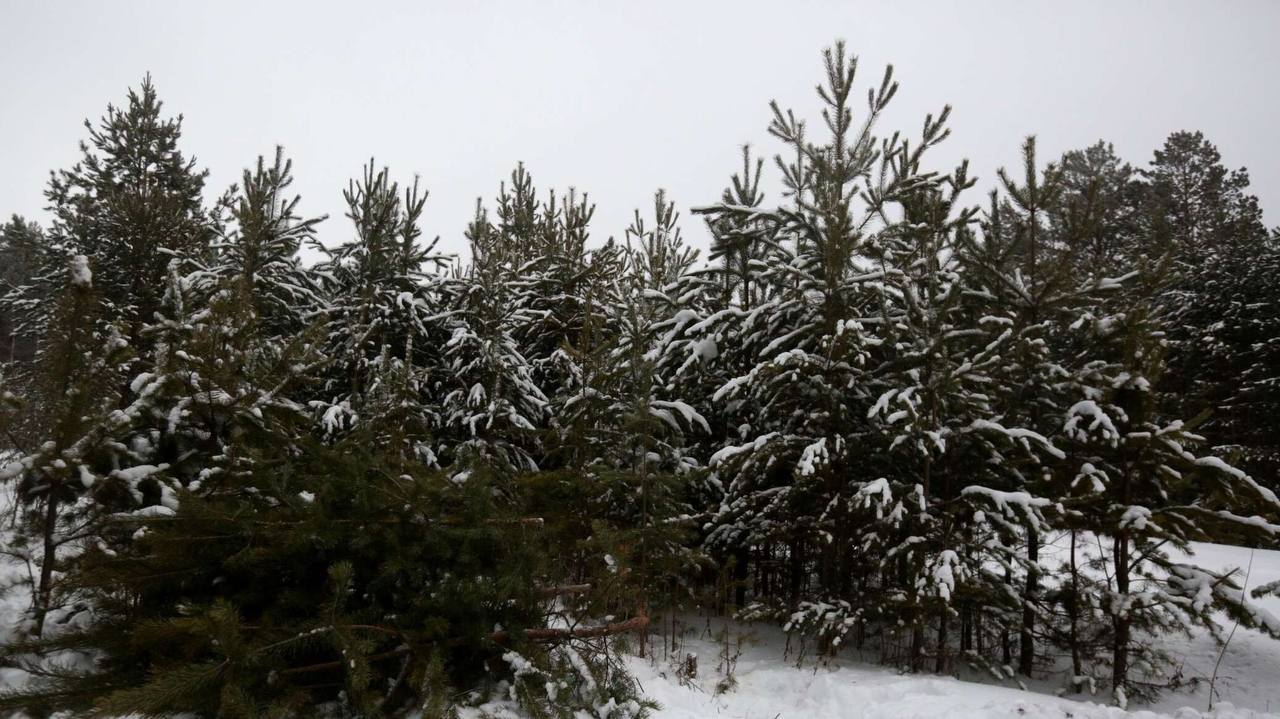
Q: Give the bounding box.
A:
[1141,132,1280,490]
[194,147,327,339]
[44,75,217,344]
[0,216,51,366]
[0,435,551,718]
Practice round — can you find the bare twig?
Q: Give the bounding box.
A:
[1208,548,1254,711]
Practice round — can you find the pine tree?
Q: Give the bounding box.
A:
[693,44,1007,670]
[1056,263,1280,705]
[0,255,138,637]
[313,161,450,464]
[0,216,60,447]
[857,161,1023,673]
[442,199,548,479]
[0,426,614,717]
[192,147,327,339]
[1050,141,1143,283]
[1139,131,1280,490]
[44,76,217,347]
[0,216,50,368]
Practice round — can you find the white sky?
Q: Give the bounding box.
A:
[2,1,1278,260]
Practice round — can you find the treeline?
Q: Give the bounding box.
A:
[2,44,1280,716]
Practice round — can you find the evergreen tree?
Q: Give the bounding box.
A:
[0,216,50,368]
[1055,264,1280,705]
[1050,141,1143,282]
[192,147,327,339]
[0,255,140,637]
[0,426,649,718]
[1139,131,1280,489]
[44,76,217,347]
[442,199,548,479]
[313,161,450,464]
[693,45,1007,671]
[0,216,60,447]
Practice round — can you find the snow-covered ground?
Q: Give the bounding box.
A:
[626,607,1277,719]
[626,540,1280,719]
[2,488,1279,719]
[1140,542,1280,716]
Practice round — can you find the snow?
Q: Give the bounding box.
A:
[1065,399,1120,445]
[1195,457,1280,510]
[961,485,1052,515]
[969,418,1066,459]
[69,254,92,287]
[650,400,711,434]
[630,542,1280,719]
[626,618,1280,719]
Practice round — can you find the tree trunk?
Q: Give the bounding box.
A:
[732,545,749,610]
[1068,529,1083,679]
[936,609,948,673]
[32,492,60,637]
[788,539,803,604]
[1112,532,1131,701]
[1019,527,1039,676]
[911,623,924,672]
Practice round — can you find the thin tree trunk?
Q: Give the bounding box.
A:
[936,610,948,673]
[788,539,803,604]
[1001,566,1013,667]
[911,623,924,672]
[1112,532,1131,701]
[733,546,749,610]
[32,492,60,637]
[1068,529,1083,679]
[1019,528,1039,676]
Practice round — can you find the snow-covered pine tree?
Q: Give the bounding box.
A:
[0,255,140,637]
[43,76,218,349]
[951,136,1145,687]
[441,198,547,480]
[692,45,1005,667]
[191,147,327,340]
[496,167,595,372]
[0,216,51,368]
[648,156,769,613]
[94,150,333,492]
[856,158,1022,672]
[0,216,61,445]
[1223,229,1280,487]
[1055,258,1280,705]
[1140,131,1280,491]
[313,161,451,464]
[585,192,710,626]
[112,256,323,501]
[952,137,1101,677]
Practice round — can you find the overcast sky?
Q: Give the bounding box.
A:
[2,1,1278,260]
